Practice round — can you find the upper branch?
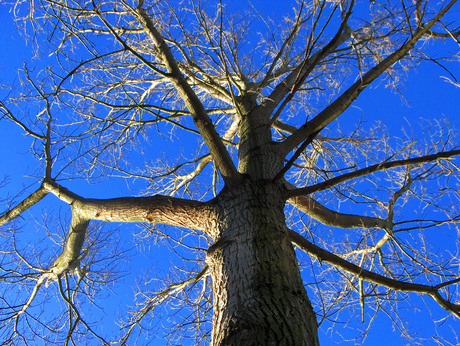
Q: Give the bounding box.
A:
[257,10,352,120]
[267,1,354,126]
[134,1,241,186]
[278,0,458,156]
[285,149,460,199]
[0,184,49,227]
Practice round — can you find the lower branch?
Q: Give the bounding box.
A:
[288,230,460,318]
[118,265,209,344]
[43,180,216,235]
[48,211,90,281]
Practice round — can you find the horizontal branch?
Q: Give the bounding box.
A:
[43,181,216,235]
[285,149,460,198]
[287,192,391,230]
[41,180,218,282]
[288,230,460,317]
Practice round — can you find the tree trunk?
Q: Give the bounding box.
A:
[206,178,319,346]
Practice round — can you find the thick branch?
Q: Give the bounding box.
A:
[135,1,241,186]
[286,149,460,198]
[0,185,49,227]
[49,211,90,279]
[43,181,216,235]
[285,182,391,230]
[279,0,458,156]
[288,230,460,317]
[288,194,391,230]
[42,180,217,282]
[259,18,352,120]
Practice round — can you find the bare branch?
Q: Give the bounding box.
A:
[0,185,49,227]
[118,264,209,344]
[288,230,460,318]
[134,0,242,186]
[259,12,352,121]
[0,101,45,140]
[279,0,458,156]
[43,180,217,236]
[286,149,460,198]
[285,182,391,230]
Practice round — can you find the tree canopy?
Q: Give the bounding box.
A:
[1,0,460,345]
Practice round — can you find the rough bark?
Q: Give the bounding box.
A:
[206,179,319,346]
[200,93,319,345]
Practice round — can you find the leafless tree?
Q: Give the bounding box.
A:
[1,0,460,345]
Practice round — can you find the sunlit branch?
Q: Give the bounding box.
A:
[42,180,216,235]
[24,70,54,180]
[163,23,233,104]
[272,130,319,184]
[288,230,460,318]
[54,48,126,94]
[135,0,242,186]
[177,61,233,104]
[0,185,49,227]
[279,0,458,156]
[92,3,169,78]
[172,154,213,196]
[343,180,415,260]
[285,149,460,198]
[8,275,46,326]
[285,182,391,230]
[171,117,239,194]
[118,264,209,345]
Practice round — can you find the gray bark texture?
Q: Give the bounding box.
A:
[206,179,319,346]
[203,101,320,345]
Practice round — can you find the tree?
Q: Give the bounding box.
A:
[1,0,460,344]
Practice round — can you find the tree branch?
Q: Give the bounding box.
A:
[268,1,354,127]
[285,149,460,198]
[288,230,460,317]
[43,181,216,235]
[258,12,352,121]
[285,182,391,230]
[118,264,209,344]
[134,0,242,186]
[0,184,49,227]
[279,0,458,156]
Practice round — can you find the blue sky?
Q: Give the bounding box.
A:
[1,1,460,345]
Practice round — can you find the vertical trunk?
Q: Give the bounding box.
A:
[206,179,319,346]
[205,95,319,345]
